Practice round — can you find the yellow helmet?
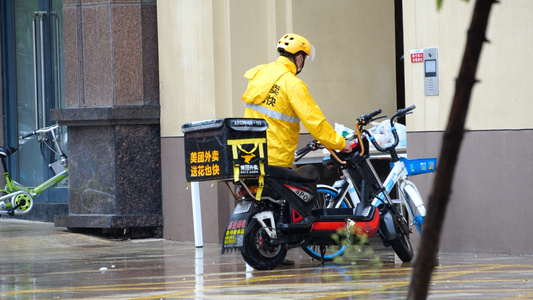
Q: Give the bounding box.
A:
[277,33,314,60]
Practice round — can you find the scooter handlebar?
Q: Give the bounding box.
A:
[295,147,311,158]
[295,140,321,162]
[357,109,382,125]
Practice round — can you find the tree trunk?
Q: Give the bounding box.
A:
[407,0,497,299]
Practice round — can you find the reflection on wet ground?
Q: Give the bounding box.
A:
[1,219,533,299]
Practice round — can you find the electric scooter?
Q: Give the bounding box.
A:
[220,109,413,270]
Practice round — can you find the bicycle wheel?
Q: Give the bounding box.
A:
[302,185,349,261]
[313,184,353,209]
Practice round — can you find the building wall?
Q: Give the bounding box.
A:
[403,1,533,254]
[403,1,533,131]
[157,0,398,242]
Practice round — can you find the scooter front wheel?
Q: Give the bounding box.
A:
[241,220,287,270]
[390,217,414,262]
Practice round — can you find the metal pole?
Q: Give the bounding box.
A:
[191,182,203,247]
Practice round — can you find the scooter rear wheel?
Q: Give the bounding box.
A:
[241,220,287,270]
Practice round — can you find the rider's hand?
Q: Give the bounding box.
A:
[341,141,353,153]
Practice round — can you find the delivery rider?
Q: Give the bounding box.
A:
[242,33,352,168]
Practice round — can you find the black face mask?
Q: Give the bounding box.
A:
[279,51,306,74]
[296,54,307,75]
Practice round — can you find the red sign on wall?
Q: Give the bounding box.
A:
[410,49,424,63]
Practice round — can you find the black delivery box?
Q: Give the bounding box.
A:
[182,118,268,182]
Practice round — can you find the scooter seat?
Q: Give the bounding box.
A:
[267,165,320,183]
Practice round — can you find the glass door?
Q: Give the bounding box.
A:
[2,0,66,203]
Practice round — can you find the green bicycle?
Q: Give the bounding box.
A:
[0,124,67,216]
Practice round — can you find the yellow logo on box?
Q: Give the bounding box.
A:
[241,153,255,163]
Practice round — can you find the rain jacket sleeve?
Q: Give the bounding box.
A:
[288,80,346,151]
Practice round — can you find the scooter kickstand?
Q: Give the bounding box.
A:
[320,246,326,267]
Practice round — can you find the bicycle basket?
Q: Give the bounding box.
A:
[400,157,437,176]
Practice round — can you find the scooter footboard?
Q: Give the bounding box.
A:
[309,206,380,245]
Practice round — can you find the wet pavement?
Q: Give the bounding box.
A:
[1,219,533,299]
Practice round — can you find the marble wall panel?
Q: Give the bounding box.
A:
[141,3,159,105]
[67,126,116,215]
[63,4,82,107]
[82,4,113,106]
[115,124,162,215]
[112,4,143,106]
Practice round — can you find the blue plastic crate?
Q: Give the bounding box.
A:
[400,157,437,176]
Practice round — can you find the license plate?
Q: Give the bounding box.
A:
[234,201,252,214]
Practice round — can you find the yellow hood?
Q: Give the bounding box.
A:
[242,57,295,105]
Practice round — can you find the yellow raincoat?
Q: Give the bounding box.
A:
[243,56,346,168]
